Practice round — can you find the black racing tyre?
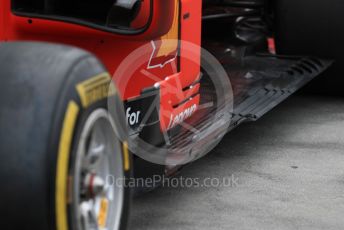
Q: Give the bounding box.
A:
[274,0,344,95]
[0,42,132,230]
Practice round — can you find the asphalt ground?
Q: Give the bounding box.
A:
[130,95,344,230]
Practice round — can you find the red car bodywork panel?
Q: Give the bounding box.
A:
[0,0,202,131]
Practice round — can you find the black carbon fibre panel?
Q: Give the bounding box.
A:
[164,54,331,164]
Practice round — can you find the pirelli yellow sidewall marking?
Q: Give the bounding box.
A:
[123,141,130,171]
[56,101,80,230]
[76,73,116,108]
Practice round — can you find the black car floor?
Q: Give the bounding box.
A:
[130,95,344,230]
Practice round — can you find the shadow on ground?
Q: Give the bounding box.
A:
[130,95,344,230]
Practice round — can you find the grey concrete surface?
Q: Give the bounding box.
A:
[130,95,344,230]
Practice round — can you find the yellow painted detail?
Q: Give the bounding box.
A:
[123,141,130,171]
[156,0,180,57]
[98,198,109,228]
[56,101,80,230]
[76,73,116,108]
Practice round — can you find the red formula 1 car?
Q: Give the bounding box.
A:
[0,0,342,229]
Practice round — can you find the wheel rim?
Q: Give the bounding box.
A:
[73,109,124,230]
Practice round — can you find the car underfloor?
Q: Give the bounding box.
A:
[131,94,344,230]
